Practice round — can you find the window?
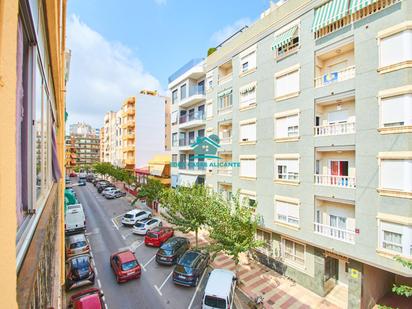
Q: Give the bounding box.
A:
[256,229,272,255]
[198,80,205,94]
[239,45,257,74]
[275,198,299,227]
[275,157,299,181]
[239,82,257,109]
[240,156,256,179]
[172,90,178,104]
[218,89,233,111]
[171,111,178,125]
[275,112,299,139]
[239,120,256,143]
[380,159,412,192]
[206,71,214,91]
[172,133,178,147]
[206,102,213,118]
[180,84,187,100]
[380,93,412,128]
[240,191,257,209]
[275,66,300,99]
[282,238,305,266]
[379,221,412,257]
[273,24,299,59]
[379,29,412,69]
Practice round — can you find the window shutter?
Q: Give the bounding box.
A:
[240,159,256,178]
[240,123,256,141]
[381,94,412,126]
[328,110,348,123]
[381,159,412,191]
[380,31,412,68]
[275,117,288,138]
[276,70,299,98]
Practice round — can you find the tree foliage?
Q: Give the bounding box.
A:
[160,185,214,248]
[136,178,164,207]
[93,162,136,185]
[391,256,412,298]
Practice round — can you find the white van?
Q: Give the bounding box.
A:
[202,269,236,309]
[65,204,86,235]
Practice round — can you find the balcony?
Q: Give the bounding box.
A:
[122,132,135,140]
[314,222,355,244]
[218,61,233,85]
[219,122,232,145]
[177,161,206,175]
[178,138,194,151]
[179,112,206,129]
[124,158,134,165]
[314,175,356,189]
[314,122,355,136]
[179,85,206,108]
[123,145,134,152]
[315,66,355,88]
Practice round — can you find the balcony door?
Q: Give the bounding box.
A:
[328,110,348,124]
[330,215,347,240]
[329,160,348,176]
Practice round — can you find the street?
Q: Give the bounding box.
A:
[72,182,208,309]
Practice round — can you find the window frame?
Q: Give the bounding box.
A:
[274,196,300,228]
[274,64,300,101]
[274,109,300,141]
[378,220,412,258]
[281,237,306,268]
[239,155,257,179]
[274,154,300,184]
[239,119,257,144]
[378,152,412,198]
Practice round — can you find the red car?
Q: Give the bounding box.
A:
[70,172,77,177]
[144,227,174,247]
[110,250,141,283]
[68,288,104,309]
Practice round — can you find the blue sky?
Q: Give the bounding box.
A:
[66,0,271,127]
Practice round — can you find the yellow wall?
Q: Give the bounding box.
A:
[0,0,19,307]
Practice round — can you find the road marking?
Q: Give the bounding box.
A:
[142,255,156,270]
[129,240,143,251]
[97,279,102,288]
[187,270,207,309]
[159,270,174,290]
[111,218,120,231]
[154,284,163,296]
[121,234,126,240]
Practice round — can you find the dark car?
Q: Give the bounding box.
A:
[110,250,141,283]
[97,184,115,193]
[95,180,109,189]
[92,179,104,186]
[172,250,209,287]
[86,175,95,182]
[65,254,95,291]
[68,288,104,308]
[78,179,86,186]
[156,236,190,265]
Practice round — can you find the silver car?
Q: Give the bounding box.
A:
[66,233,89,258]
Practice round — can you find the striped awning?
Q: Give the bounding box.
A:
[218,88,232,97]
[312,0,350,32]
[272,25,298,50]
[349,0,378,14]
[240,83,256,94]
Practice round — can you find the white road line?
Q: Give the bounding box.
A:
[159,270,174,290]
[129,240,144,252]
[154,284,163,296]
[187,270,207,309]
[97,279,102,288]
[142,255,156,270]
[111,218,120,231]
[94,268,98,276]
[121,234,126,240]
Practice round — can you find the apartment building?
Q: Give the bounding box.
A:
[121,97,136,170]
[0,0,68,308]
[69,121,94,135]
[169,59,207,187]
[99,126,105,162]
[204,0,411,308]
[65,133,100,168]
[103,111,117,164]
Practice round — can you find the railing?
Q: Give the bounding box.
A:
[314,122,355,136]
[177,161,206,171]
[178,138,196,147]
[188,85,205,97]
[218,73,233,85]
[179,112,205,124]
[219,136,232,144]
[315,66,355,88]
[314,174,356,188]
[313,222,355,244]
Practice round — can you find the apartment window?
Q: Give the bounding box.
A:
[171,111,178,125]
[239,82,257,109]
[380,159,412,192]
[180,84,187,100]
[282,238,305,266]
[379,221,412,257]
[206,71,213,91]
[275,198,299,227]
[239,45,257,74]
[275,157,299,181]
[380,93,412,128]
[275,65,300,99]
[239,120,256,143]
[240,191,257,209]
[197,129,205,138]
[272,24,299,59]
[275,111,299,139]
[239,156,256,179]
[172,90,178,104]
[379,29,412,69]
[206,102,213,118]
[218,89,233,111]
[256,229,272,255]
[172,133,178,147]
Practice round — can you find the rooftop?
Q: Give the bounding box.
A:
[168,58,204,84]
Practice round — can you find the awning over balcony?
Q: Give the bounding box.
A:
[177,174,198,187]
[218,88,232,97]
[349,0,378,14]
[272,25,298,50]
[312,0,349,32]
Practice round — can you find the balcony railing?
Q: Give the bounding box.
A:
[178,161,206,171]
[188,85,205,96]
[315,66,355,88]
[179,112,205,124]
[314,174,356,188]
[178,138,196,147]
[314,222,355,244]
[219,136,232,144]
[314,122,355,136]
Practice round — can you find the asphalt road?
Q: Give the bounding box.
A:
[72,182,208,309]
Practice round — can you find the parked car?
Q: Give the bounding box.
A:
[132,218,162,235]
[97,183,115,193]
[202,269,236,309]
[69,172,77,177]
[156,236,190,265]
[121,209,151,226]
[93,179,104,186]
[172,250,209,287]
[68,288,104,309]
[86,175,95,182]
[105,189,126,199]
[65,178,72,185]
[101,187,117,197]
[95,180,109,189]
[78,179,86,186]
[145,227,174,247]
[65,254,95,291]
[66,233,90,258]
[65,204,86,235]
[110,250,141,283]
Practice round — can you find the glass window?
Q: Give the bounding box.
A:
[180,84,187,100]
[282,238,305,265]
[172,90,178,104]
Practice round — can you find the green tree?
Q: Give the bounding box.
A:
[392,256,412,297]
[93,162,115,179]
[135,178,164,207]
[207,191,264,274]
[161,185,213,249]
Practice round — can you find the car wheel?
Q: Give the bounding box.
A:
[194,276,199,287]
[116,275,121,283]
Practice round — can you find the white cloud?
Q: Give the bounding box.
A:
[66,15,162,128]
[210,17,252,46]
[153,0,167,6]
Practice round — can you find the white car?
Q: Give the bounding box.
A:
[102,187,117,197]
[121,209,152,226]
[132,218,162,235]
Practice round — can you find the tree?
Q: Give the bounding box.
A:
[161,185,214,249]
[135,178,164,208]
[392,256,412,297]
[207,191,264,274]
[93,162,115,179]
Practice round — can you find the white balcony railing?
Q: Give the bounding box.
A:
[314,122,355,136]
[219,136,232,144]
[314,222,355,244]
[314,174,356,188]
[315,66,355,88]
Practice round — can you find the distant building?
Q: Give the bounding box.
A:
[69,122,95,136]
[65,133,100,168]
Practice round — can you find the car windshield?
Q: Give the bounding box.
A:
[178,252,198,267]
[147,219,157,225]
[158,249,173,256]
[147,232,158,239]
[136,211,145,216]
[71,256,89,269]
[70,241,87,249]
[121,260,138,271]
[204,296,226,309]
[124,214,133,219]
[134,222,145,227]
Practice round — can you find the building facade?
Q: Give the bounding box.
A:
[69,121,94,135]
[0,0,68,308]
[204,0,411,308]
[103,111,117,164]
[169,59,207,187]
[121,97,136,170]
[65,133,100,168]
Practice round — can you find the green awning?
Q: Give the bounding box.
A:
[272,25,298,50]
[349,0,378,14]
[312,0,349,32]
[218,88,232,97]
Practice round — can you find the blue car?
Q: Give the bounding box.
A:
[172,250,209,287]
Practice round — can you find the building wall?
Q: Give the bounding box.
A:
[164,96,171,151]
